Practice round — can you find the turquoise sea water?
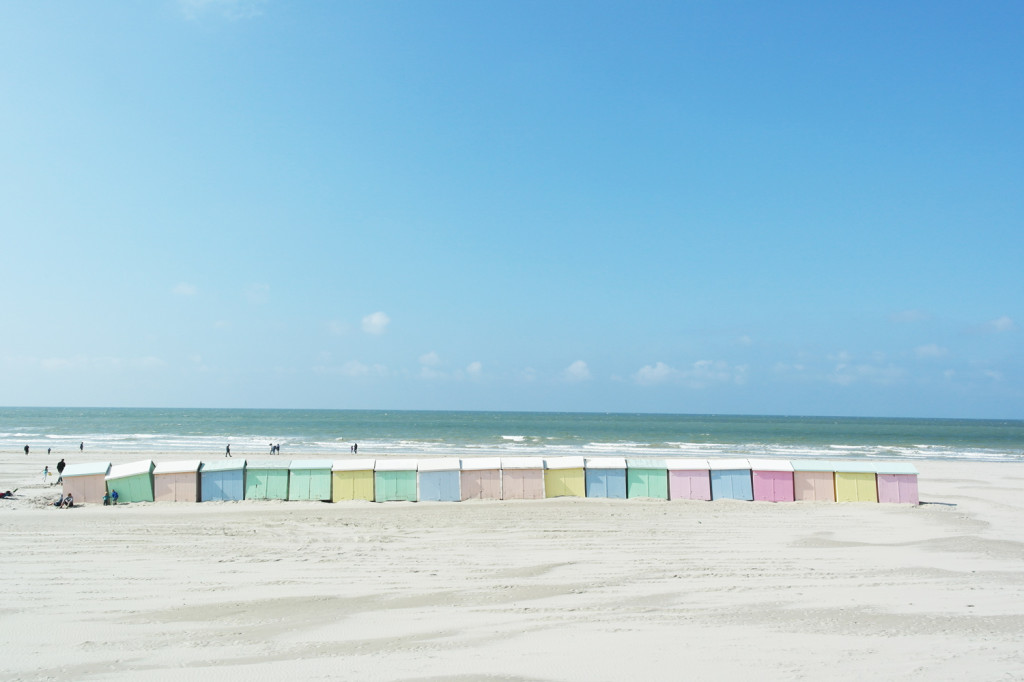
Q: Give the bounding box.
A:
[2,408,1022,462]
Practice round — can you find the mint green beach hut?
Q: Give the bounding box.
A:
[105,460,155,503]
[374,458,418,502]
[245,459,291,500]
[288,459,333,501]
[626,458,670,499]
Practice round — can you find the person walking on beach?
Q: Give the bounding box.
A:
[80,442,84,452]
[353,443,358,454]
[56,458,65,485]
[225,444,231,458]
[24,445,29,456]
[42,466,49,483]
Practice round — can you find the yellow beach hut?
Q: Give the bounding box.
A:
[833,461,878,502]
[544,456,586,498]
[331,459,376,502]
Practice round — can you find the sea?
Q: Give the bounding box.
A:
[1,407,1022,463]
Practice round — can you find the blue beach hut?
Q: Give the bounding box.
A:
[584,457,627,499]
[200,459,246,502]
[418,458,461,502]
[708,458,753,501]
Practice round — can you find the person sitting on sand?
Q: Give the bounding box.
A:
[60,493,74,509]
[0,489,16,499]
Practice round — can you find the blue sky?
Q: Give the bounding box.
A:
[2,1,1021,418]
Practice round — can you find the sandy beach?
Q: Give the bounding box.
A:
[2,452,1023,681]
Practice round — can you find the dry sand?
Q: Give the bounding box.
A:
[2,451,1023,681]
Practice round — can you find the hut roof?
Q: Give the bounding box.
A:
[374,458,418,472]
[246,459,291,470]
[829,460,877,474]
[106,460,154,480]
[332,458,376,472]
[584,457,627,469]
[200,459,246,473]
[289,459,333,470]
[544,456,586,470]
[747,458,794,472]
[626,457,669,469]
[871,461,919,475]
[500,457,544,469]
[460,457,501,471]
[418,458,461,472]
[790,459,837,472]
[665,458,711,471]
[707,458,751,470]
[153,460,202,475]
[62,461,111,478]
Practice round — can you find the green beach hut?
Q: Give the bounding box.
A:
[374,458,418,502]
[626,457,670,499]
[288,459,333,501]
[245,459,291,500]
[105,460,155,503]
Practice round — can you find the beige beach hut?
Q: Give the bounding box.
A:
[60,461,110,504]
[499,457,545,500]
[332,459,376,502]
[460,457,502,500]
[544,456,586,498]
[152,460,201,502]
[791,460,837,502]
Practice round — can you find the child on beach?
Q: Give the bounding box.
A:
[42,466,49,483]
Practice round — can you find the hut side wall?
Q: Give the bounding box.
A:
[62,475,107,505]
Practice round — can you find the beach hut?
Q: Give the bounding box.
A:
[245,460,291,500]
[500,457,545,500]
[874,462,919,505]
[288,459,333,501]
[791,460,837,502]
[833,461,878,503]
[667,459,712,501]
[749,459,795,502]
[544,457,586,498]
[418,458,462,502]
[374,459,418,502]
[584,457,627,499]
[152,460,201,502]
[626,458,670,500]
[460,457,502,501]
[60,461,110,504]
[105,460,155,503]
[708,458,753,501]
[200,459,246,502]
[332,459,376,502]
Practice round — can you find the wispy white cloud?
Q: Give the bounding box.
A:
[465,361,483,378]
[828,357,906,386]
[914,343,948,359]
[173,282,198,296]
[890,309,930,324]
[988,315,1015,333]
[633,360,747,388]
[314,360,389,377]
[38,356,165,372]
[562,360,591,382]
[362,312,390,335]
[419,351,441,367]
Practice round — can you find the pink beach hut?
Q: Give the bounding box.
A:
[749,459,795,502]
[152,460,201,502]
[874,462,919,504]
[791,460,836,502]
[667,459,711,501]
[460,457,502,501]
[61,461,110,504]
[499,457,545,500]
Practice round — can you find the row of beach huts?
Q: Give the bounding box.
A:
[58,456,920,505]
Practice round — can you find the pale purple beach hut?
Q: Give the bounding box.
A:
[499,457,545,500]
[749,459,795,502]
[874,462,919,504]
[460,457,502,501]
[791,460,837,502]
[667,459,711,501]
